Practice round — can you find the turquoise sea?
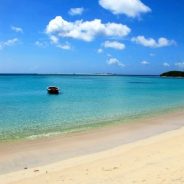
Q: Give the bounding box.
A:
[0,75,184,141]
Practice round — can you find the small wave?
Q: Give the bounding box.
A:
[26,132,61,140]
[128,82,154,84]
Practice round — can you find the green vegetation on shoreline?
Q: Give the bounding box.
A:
[160,71,184,77]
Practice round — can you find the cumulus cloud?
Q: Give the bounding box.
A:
[131,36,175,48]
[107,57,125,67]
[141,60,149,65]
[0,38,19,49]
[69,7,84,16]
[11,26,23,33]
[49,35,59,44]
[104,40,125,50]
[163,62,170,67]
[99,0,151,18]
[56,42,71,50]
[47,33,71,50]
[46,16,131,42]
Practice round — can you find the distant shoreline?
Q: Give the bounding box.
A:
[0,73,159,77]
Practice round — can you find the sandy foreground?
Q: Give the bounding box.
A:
[1,122,184,183]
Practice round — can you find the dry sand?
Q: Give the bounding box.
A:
[1,122,184,183]
[1,110,184,183]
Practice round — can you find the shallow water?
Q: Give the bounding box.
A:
[0,75,184,141]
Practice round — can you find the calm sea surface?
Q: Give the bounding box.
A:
[0,75,184,141]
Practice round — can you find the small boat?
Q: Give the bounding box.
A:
[47,86,60,94]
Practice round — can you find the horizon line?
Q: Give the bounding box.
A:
[0,73,160,76]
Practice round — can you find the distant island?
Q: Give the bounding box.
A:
[160,71,184,77]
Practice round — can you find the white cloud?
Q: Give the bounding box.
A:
[0,38,19,49]
[175,62,184,69]
[36,36,71,50]
[48,34,71,50]
[163,62,170,67]
[35,41,48,48]
[56,42,71,50]
[132,36,175,48]
[97,48,103,53]
[107,57,125,67]
[46,16,131,42]
[99,0,151,18]
[104,40,125,50]
[49,35,59,44]
[69,7,84,16]
[11,26,23,33]
[141,60,149,65]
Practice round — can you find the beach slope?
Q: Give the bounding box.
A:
[1,126,184,184]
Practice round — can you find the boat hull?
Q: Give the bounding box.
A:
[47,87,60,94]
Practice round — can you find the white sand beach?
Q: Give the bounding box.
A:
[1,110,184,184]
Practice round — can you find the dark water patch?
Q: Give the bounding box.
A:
[128,82,155,84]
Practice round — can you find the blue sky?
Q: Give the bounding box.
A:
[0,0,184,74]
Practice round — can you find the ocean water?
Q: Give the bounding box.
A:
[0,75,184,141]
